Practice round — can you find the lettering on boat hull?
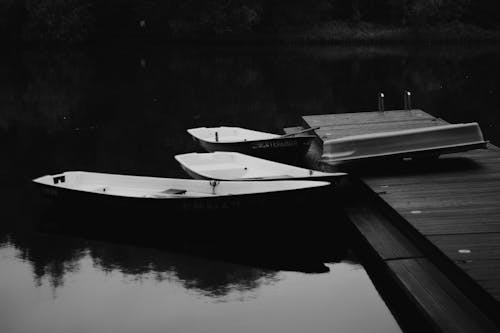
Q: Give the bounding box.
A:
[251,139,300,149]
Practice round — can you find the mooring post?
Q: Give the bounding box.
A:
[378,92,385,112]
[404,91,412,111]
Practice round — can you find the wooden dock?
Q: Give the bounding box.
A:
[300,110,500,332]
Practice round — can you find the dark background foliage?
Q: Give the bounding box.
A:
[0,0,499,43]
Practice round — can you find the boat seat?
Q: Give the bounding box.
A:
[147,188,188,198]
[200,168,247,179]
[196,163,248,178]
[161,188,187,195]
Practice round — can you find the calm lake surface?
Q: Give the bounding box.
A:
[2,44,500,333]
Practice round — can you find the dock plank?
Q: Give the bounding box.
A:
[428,233,500,261]
[454,260,500,300]
[344,200,423,260]
[426,234,500,299]
[303,109,434,128]
[387,258,497,333]
[362,162,500,187]
[403,215,500,235]
[428,233,500,299]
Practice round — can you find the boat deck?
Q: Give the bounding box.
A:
[300,110,500,332]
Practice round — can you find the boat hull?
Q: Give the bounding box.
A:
[322,122,487,164]
[194,136,315,162]
[36,180,328,214]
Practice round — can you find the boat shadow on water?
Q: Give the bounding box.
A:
[37,186,350,273]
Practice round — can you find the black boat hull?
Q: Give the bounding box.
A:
[195,136,315,162]
[38,182,327,210]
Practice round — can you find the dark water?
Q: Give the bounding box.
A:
[2,44,500,333]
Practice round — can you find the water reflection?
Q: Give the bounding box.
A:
[0,238,401,333]
[89,243,280,299]
[1,229,280,299]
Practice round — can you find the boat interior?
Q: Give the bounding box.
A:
[176,152,339,180]
[187,127,279,143]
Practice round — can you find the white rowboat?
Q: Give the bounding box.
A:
[175,152,346,181]
[33,171,330,211]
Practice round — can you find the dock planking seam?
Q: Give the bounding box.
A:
[303,109,434,127]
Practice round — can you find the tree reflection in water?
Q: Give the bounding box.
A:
[1,228,282,299]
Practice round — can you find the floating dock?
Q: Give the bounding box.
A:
[300,110,500,332]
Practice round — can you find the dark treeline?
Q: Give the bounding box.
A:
[1,0,499,43]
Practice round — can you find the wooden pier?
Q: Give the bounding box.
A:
[300,110,500,332]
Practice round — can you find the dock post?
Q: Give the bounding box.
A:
[404,91,412,111]
[378,92,385,112]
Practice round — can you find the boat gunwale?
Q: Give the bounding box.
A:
[193,134,317,145]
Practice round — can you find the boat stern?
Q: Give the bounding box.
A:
[33,173,68,186]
